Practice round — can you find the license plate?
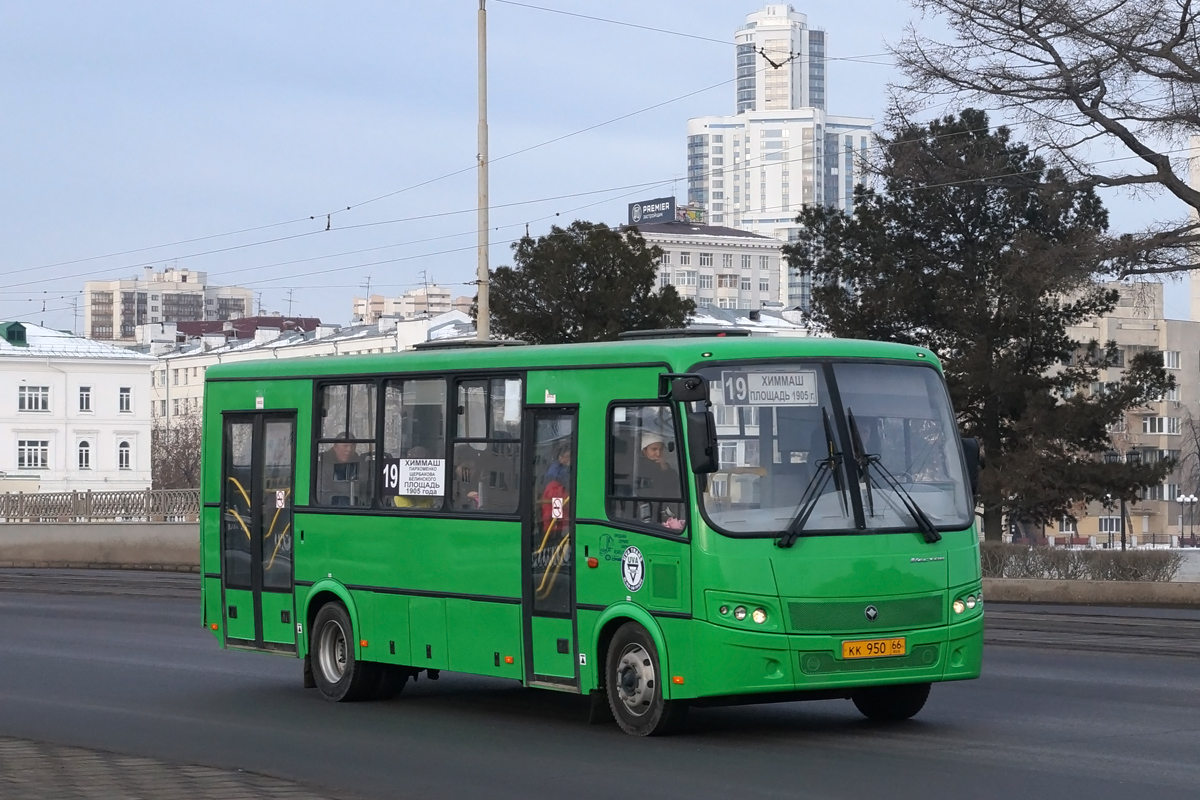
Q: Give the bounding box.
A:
[842,637,906,659]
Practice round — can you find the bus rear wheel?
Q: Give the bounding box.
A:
[311,602,377,702]
[852,682,931,721]
[605,622,687,736]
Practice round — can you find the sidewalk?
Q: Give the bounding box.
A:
[0,738,338,800]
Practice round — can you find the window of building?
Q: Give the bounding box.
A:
[452,377,522,514]
[1098,516,1122,534]
[79,386,92,412]
[759,279,770,293]
[607,405,685,531]
[660,251,671,265]
[172,369,179,386]
[119,387,131,413]
[118,441,132,470]
[675,270,697,287]
[722,253,734,269]
[1164,386,1180,401]
[1143,416,1181,434]
[1163,350,1181,369]
[699,253,714,267]
[699,274,713,289]
[679,252,691,266]
[18,386,49,412]
[759,255,771,270]
[659,270,672,288]
[1058,517,1077,533]
[78,441,91,470]
[718,274,739,288]
[698,297,712,308]
[740,277,751,291]
[741,255,752,270]
[18,440,49,469]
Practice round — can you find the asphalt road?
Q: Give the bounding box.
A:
[1,575,1198,800]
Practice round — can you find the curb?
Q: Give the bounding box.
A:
[985,577,1200,607]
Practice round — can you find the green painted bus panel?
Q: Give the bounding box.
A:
[943,616,984,680]
[223,588,256,641]
[530,615,574,678]
[203,576,221,634]
[947,534,983,586]
[260,592,296,645]
[292,514,521,603]
[446,600,522,678]
[408,596,448,670]
[201,506,221,576]
[576,524,691,615]
[362,592,411,665]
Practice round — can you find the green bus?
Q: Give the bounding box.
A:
[199,332,983,735]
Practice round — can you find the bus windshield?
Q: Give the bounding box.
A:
[697,361,973,537]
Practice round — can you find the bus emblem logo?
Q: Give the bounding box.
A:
[864,605,879,621]
[621,547,645,593]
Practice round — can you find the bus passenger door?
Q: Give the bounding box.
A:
[523,408,579,688]
[220,412,298,653]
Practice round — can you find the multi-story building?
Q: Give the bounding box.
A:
[0,322,154,493]
[353,286,473,323]
[83,267,254,343]
[632,217,785,312]
[686,4,874,309]
[1063,282,1200,544]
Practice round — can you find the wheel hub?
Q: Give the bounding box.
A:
[316,619,347,683]
[615,643,655,717]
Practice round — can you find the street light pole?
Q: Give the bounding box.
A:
[475,0,491,341]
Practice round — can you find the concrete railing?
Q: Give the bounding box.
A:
[0,522,199,570]
[0,489,199,523]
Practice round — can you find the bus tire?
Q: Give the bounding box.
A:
[605,622,688,736]
[852,682,931,721]
[311,602,377,702]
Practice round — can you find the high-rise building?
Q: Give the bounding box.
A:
[687,4,874,310]
[83,267,254,343]
[353,285,474,323]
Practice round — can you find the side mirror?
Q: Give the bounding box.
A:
[660,373,709,403]
[961,437,981,498]
[686,408,719,474]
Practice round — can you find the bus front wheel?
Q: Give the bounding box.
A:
[852,682,931,721]
[311,602,377,702]
[605,622,687,736]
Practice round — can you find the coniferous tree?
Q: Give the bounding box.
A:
[484,221,694,344]
[784,110,1174,540]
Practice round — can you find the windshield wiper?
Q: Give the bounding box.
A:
[847,409,942,544]
[778,408,848,548]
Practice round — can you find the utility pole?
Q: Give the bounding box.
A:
[286,289,295,316]
[476,0,491,341]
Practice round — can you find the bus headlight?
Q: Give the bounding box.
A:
[751,608,767,625]
[718,605,729,616]
[966,595,977,610]
[733,606,748,621]
[953,598,966,615]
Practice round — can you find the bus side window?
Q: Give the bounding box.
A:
[607,404,686,532]
[314,382,376,508]
[382,378,447,510]
[451,377,522,514]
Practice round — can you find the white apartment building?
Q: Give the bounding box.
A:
[0,322,154,493]
[1063,282,1200,544]
[687,4,874,309]
[151,312,474,425]
[353,286,473,323]
[83,267,255,343]
[634,220,785,311]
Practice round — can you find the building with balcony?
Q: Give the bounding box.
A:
[83,267,254,343]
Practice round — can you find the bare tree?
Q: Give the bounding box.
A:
[895,0,1200,274]
[152,414,202,490]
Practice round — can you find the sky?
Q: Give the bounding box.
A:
[0,1,1192,332]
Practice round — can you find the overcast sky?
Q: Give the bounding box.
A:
[0,1,1190,332]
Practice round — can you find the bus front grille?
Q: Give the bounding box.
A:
[787,594,944,634]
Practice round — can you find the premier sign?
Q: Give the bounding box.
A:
[628,197,676,226]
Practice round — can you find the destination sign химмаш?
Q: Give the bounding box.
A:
[722,370,819,406]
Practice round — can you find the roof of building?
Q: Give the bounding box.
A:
[628,221,780,241]
[175,316,321,337]
[0,322,156,360]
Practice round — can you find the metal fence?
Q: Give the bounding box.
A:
[0,489,200,523]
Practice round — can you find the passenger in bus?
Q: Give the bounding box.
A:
[636,432,685,531]
[540,445,572,530]
[317,433,371,507]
